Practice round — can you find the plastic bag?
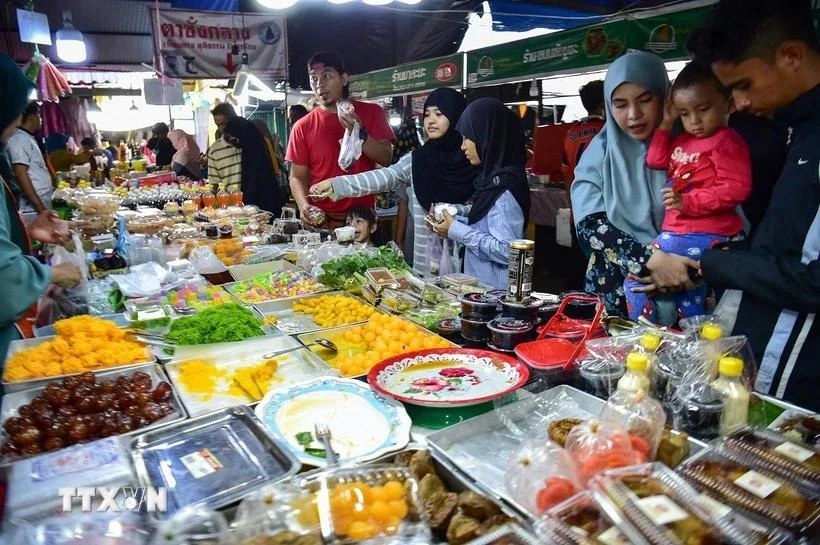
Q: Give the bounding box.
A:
[426,233,461,277]
[600,389,666,459]
[504,437,581,514]
[337,100,362,171]
[564,420,646,484]
[149,505,232,545]
[36,233,90,327]
[109,262,179,298]
[188,246,228,276]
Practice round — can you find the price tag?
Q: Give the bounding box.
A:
[636,495,689,526]
[734,470,782,499]
[180,448,223,479]
[774,441,815,463]
[136,308,166,321]
[596,526,631,545]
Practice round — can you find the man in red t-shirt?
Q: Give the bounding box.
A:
[286,51,394,228]
[561,80,605,186]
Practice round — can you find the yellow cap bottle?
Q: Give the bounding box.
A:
[718,356,744,377]
[640,333,662,352]
[626,352,649,372]
[701,323,724,341]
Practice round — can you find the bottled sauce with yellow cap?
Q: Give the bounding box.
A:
[617,352,651,393]
[640,333,662,352]
[700,323,724,341]
[711,356,749,434]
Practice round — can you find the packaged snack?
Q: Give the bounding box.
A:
[564,420,645,484]
[504,437,581,515]
[599,389,666,459]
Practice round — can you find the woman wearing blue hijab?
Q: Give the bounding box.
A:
[571,51,699,321]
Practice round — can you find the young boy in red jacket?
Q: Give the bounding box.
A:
[626,61,752,321]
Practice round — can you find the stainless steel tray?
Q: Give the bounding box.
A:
[0,363,186,464]
[254,290,381,335]
[227,259,301,282]
[3,335,156,393]
[131,405,299,519]
[427,385,707,521]
[165,336,338,417]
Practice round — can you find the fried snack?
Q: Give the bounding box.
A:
[656,429,690,468]
[458,491,500,520]
[425,491,459,531]
[395,450,416,467]
[419,473,446,501]
[409,450,436,480]
[548,418,585,447]
[775,416,820,446]
[726,429,820,478]
[475,514,513,537]
[446,512,482,545]
[558,504,605,536]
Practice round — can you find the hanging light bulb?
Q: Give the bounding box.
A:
[256,0,300,8]
[55,10,86,63]
[389,112,402,127]
[129,100,139,111]
[396,0,422,3]
[362,0,394,5]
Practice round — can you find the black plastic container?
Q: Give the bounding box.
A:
[487,317,535,351]
[436,318,462,343]
[501,296,542,322]
[461,293,500,322]
[460,317,490,343]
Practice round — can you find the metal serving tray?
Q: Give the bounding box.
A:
[2,336,155,394]
[227,259,301,282]
[254,290,382,335]
[165,336,338,417]
[131,405,299,519]
[0,363,186,464]
[427,385,707,521]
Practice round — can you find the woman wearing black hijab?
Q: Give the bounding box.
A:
[309,88,477,274]
[223,117,283,217]
[430,98,530,289]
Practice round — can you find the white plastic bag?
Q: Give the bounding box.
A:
[337,100,363,171]
[36,233,91,326]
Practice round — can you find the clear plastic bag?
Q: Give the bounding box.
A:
[504,437,581,515]
[337,100,363,171]
[564,420,645,484]
[149,505,232,545]
[600,389,666,459]
[109,262,180,298]
[37,233,90,326]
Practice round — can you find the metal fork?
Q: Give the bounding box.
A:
[315,422,338,465]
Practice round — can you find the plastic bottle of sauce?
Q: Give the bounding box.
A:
[118,141,127,162]
[711,356,749,434]
[216,184,230,208]
[700,323,723,341]
[201,189,215,209]
[639,332,662,397]
[617,352,651,394]
[230,187,244,206]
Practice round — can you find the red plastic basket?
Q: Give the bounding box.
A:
[515,294,604,373]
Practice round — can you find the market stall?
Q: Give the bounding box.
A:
[1,176,818,544]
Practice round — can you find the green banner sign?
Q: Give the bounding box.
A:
[350,54,462,99]
[466,5,711,86]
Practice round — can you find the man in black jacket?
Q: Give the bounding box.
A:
[689,0,820,411]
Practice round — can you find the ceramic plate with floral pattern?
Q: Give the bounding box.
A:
[367,349,529,407]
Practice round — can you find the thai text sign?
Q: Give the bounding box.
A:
[149,7,287,79]
[350,54,462,99]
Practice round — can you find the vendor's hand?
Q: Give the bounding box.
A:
[659,90,679,131]
[309,180,334,200]
[339,110,362,132]
[429,211,455,239]
[633,250,698,293]
[662,187,683,211]
[50,263,82,288]
[299,204,326,226]
[29,210,70,245]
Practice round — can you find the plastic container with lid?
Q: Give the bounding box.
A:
[579,359,626,399]
[501,296,542,322]
[380,288,419,314]
[461,317,490,342]
[487,317,535,352]
[617,352,651,393]
[461,292,500,322]
[436,318,462,341]
[365,267,399,293]
[673,382,726,441]
[711,356,749,435]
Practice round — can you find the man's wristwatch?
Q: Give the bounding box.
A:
[359,126,368,142]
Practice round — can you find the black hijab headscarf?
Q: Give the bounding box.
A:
[456,98,530,225]
[411,88,477,212]
[223,117,283,217]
